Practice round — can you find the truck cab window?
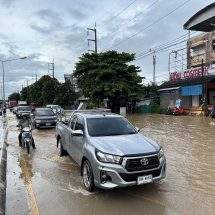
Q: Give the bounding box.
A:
[70,116,77,130]
[74,116,84,131]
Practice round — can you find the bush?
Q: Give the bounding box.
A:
[151,103,168,114]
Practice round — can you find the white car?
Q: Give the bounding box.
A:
[46,105,64,115]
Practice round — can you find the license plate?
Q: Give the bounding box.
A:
[137,175,152,185]
[46,123,51,126]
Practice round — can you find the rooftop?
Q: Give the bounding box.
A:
[184,3,215,32]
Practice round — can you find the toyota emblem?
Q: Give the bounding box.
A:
[140,158,149,166]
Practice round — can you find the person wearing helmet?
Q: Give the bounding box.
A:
[17,114,36,149]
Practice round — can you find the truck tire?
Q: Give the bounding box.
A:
[58,139,67,157]
[82,160,95,192]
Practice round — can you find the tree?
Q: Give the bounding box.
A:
[8,92,21,101]
[54,80,77,107]
[73,50,144,112]
[20,75,60,106]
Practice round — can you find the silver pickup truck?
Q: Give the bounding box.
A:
[56,110,166,191]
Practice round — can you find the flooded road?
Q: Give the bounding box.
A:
[5,112,215,215]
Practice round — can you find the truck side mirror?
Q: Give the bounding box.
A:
[72,130,84,136]
[135,127,140,132]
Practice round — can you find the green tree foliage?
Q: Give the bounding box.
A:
[73,51,144,112]
[54,80,77,106]
[19,75,76,107]
[8,92,20,101]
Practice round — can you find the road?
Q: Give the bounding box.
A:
[5,112,215,215]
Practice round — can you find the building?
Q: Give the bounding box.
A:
[159,3,215,110]
[187,32,215,68]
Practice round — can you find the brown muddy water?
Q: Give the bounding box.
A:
[5,113,215,215]
[127,114,215,215]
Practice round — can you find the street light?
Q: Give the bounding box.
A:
[0,57,27,105]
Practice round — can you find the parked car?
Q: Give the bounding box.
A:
[16,106,31,119]
[46,104,64,115]
[56,110,166,191]
[32,108,58,128]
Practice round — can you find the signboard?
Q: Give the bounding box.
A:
[169,65,214,81]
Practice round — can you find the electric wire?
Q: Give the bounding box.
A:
[99,0,160,50]
[99,0,139,31]
[107,0,192,50]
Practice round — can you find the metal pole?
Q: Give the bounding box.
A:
[153,50,156,84]
[1,62,5,105]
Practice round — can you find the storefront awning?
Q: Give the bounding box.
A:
[181,85,202,96]
[158,87,180,94]
[158,87,180,91]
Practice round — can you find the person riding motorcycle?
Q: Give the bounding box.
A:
[17,114,36,149]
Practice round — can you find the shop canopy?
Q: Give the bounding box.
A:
[181,85,202,96]
[184,3,215,32]
[159,75,215,89]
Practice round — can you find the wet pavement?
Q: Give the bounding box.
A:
[5,112,215,215]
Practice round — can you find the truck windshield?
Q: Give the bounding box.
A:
[18,106,30,111]
[87,117,137,137]
[35,109,55,116]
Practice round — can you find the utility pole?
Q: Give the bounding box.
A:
[36,73,37,82]
[48,62,55,78]
[153,50,156,84]
[87,23,97,54]
[201,58,207,116]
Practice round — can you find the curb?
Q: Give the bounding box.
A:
[0,119,8,215]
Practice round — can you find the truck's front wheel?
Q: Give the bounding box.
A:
[82,160,95,192]
[58,139,67,157]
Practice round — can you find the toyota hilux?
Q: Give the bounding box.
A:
[56,110,166,191]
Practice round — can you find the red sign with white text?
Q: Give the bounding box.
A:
[170,66,210,81]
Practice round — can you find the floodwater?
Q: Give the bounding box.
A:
[127,114,215,215]
[5,112,215,215]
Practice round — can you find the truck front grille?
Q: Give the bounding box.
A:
[119,168,161,182]
[125,155,159,172]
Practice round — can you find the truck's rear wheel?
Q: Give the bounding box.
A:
[82,160,95,192]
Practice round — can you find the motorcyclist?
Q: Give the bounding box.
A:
[209,105,215,118]
[17,114,36,149]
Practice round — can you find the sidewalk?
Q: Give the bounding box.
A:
[0,117,8,215]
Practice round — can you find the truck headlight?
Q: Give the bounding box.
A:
[96,150,122,164]
[35,120,41,123]
[158,148,164,159]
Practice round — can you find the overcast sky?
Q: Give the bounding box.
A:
[0,0,214,98]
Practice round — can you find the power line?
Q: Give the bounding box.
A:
[135,31,198,57]
[100,0,160,50]
[107,0,192,50]
[99,0,138,30]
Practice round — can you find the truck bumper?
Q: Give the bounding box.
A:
[92,156,166,189]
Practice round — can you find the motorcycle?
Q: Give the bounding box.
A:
[166,106,185,116]
[21,127,33,154]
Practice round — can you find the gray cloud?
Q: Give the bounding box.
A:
[67,7,87,20]
[30,9,63,34]
[0,0,16,8]
[30,24,52,35]
[35,9,61,23]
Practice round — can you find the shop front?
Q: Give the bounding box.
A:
[159,65,215,109]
